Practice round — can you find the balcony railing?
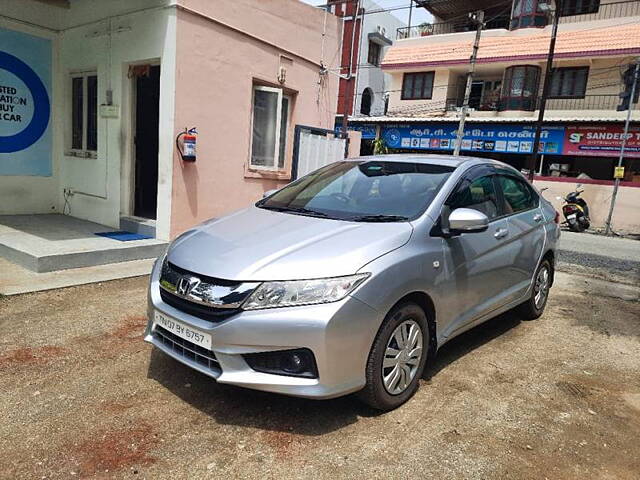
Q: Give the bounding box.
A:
[396,16,510,39]
[445,94,622,112]
[397,1,640,40]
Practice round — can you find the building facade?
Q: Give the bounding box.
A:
[330,0,404,121]
[350,0,640,231]
[0,0,341,240]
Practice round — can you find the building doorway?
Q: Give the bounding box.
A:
[469,81,484,110]
[133,65,160,219]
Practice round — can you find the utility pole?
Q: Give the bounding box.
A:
[527,0,561,180]
[604,59,640,236]
[453,10,484,156]
[408,0,413,32]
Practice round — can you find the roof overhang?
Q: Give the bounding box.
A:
[368,31,392,46]
[415,0,511,21]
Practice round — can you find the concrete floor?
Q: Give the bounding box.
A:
[0,214,166,273]
[0,256,155,296]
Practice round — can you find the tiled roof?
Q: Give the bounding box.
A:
[382,22,640,69]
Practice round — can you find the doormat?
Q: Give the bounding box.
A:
[94,231,152,241]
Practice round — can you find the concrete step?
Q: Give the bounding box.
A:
[0,214,167,273]
[120,216,157,238]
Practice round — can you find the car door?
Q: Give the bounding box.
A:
[494,172,546,301]
[437,166,516,340]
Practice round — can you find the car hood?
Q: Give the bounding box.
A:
[167,206,413,281]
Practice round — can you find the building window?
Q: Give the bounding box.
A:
[559,0,600,16]
[401,72,435,100]
[250,85,291,170]
[70,73,98,154]
[361,88,373,115]
[549,67,589,98]
[500,65,540,111]
[510,0,548,29]
[368,41,381,66]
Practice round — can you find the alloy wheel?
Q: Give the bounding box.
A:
[534,265,550,309]
[382,319,423,395]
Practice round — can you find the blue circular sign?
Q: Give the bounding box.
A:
[0,51,50,153]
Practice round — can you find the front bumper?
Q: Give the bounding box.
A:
[144,259,381,399]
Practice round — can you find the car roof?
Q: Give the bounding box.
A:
[346,154,499,169]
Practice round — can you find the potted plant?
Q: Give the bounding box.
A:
[419,22,433,36]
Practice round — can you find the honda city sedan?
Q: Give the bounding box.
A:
[144,155,560,410]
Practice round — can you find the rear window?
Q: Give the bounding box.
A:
[497,175,538,214]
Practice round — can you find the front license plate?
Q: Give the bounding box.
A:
[567,214,577,220]
[154,311,212,350]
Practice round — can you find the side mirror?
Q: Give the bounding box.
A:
[448,208,489,234]
[263,189,278,199]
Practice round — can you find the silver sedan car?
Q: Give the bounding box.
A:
[144,155,560,410]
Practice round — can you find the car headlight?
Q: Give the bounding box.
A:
[241,273,370,310]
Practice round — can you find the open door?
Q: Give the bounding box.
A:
[134,65,160,219]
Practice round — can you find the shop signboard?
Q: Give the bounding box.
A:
[335,122,377,140]
[563,124,640,158]
[0,28,52,176]
[381,123,565,155]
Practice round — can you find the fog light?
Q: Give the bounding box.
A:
[244,348,318,379]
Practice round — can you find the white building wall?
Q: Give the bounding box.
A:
[0,0,176,239]
[352,0,404,118]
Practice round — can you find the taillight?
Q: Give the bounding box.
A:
[554,211,560,224]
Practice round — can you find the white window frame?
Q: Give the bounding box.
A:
[249,85,291,171]
[68,71,98,158]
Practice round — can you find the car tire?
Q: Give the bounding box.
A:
[516,259,552,320]
[358,302,430,411]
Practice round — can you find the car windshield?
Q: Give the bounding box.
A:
[256,161,455,222]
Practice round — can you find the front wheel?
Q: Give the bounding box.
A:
[515,259,552,320]
[358,302,430,411]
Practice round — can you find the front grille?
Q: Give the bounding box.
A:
[153,325,221,373]
[160,288,240,322]
[159,259,256,323]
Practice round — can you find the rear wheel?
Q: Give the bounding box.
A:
[568,218,583,232]
[516,259,552,320]
[358,302,429,411]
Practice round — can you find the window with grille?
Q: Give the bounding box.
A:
[250,85,291,170]
[559,0,600,16]
[549,67,589,98]
[401,72,435,100]
[500,65,540,111]
[368,41,381,66]
[510,0,548,29]
[70,73,98,155]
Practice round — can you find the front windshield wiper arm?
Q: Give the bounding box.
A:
[259,205,329,218]
[348,214,409,222]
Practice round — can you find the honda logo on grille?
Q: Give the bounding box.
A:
[176,275,200,296]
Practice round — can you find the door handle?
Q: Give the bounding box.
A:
[494,228,508,239]
[533,213,543,223]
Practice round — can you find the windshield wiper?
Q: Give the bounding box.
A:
[348,214,409,222]
[259,205,329,218]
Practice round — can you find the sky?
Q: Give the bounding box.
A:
[299,0,432,27]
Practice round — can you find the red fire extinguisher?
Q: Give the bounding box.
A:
[177,127,197,162]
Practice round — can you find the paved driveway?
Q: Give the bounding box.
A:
[0,272,639,479]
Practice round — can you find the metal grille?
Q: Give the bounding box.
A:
[160,288,239,322]
[153,326,221,373]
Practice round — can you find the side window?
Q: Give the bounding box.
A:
[496,175,538,214]
[447,175,500,220]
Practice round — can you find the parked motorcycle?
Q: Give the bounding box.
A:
[558,187,590,232]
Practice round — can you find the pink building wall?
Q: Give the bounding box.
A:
[170,0,341,237]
